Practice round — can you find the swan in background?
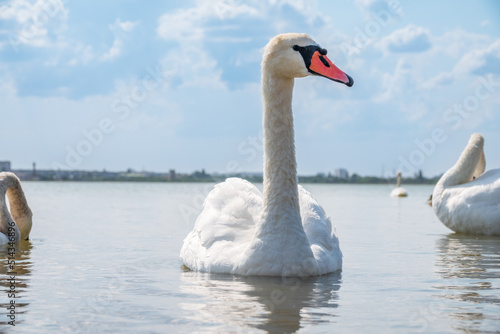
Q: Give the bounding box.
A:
[0,172,33,245]
[390,171,408,197]
[181,33,353,276]
[432,133,500,235]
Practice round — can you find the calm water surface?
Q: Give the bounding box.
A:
[1,182,499,333]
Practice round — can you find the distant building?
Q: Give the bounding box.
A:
[168,169,176,181]
[0,161,11,172]
[334,168,349,180]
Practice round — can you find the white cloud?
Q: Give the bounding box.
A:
[0,0,68,50]
[375,57,415,101]
[422,72,454,90]
[425,38,500,89]
[160,44,226,89]
[155,1,261,90]
[234,47,262,66]
[480,20,491,27]
[101,39,123,61]
[67,43,94,66]
[268,0,326,24]
[100,19,139,62]
[379,24,431,53]
[432,29,490,57]
[157,6,205,42]
[214,0,260,20]
[456,39,500,76]
[0,0,46,22]
[157,1,259,42]
[154,0,339,91]
[116,20,139,32]
[354,0,403,19]
[294,88,359,134]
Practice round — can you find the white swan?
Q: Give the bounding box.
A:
[432,133,500,236]
[181,33,353,276]
[390,171,408,197]
[0,172,33,245]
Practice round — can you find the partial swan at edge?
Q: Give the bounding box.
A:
[0,172,33,245]
[432,133,500,236]
[181,33,354,276]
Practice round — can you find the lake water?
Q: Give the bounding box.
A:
[1,181,499,333]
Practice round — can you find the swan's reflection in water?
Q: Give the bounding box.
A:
[180,269,341,333]
[434,234,500,332]
[0,241,33,326]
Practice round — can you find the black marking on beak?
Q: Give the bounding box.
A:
[319,55,330,67]
[292,44,327,70]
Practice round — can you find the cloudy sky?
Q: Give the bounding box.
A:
[1,0,499,177]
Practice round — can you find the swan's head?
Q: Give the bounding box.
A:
[15,211,32,241]
[468,133,484,149]
[262,33,353,86]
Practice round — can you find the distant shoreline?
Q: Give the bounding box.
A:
[5,169,440,185]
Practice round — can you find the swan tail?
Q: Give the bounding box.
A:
[298,185,342,273]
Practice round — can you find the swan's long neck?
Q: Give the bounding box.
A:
[260,70,301,229]
[0,173,32,240]
[473,151,486,178]
[435,138,484,190]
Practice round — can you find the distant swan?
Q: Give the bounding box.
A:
[390,171,408,197]
[0,172,33,245]
[181,33,353,276]
[432,133,500,235]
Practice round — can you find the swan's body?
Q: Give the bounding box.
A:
[0,172,33,245]
[390,171,408,197]
[432,134,500,235]
[181,33,353,276]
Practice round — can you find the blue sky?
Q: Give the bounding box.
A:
[1,0,499,177]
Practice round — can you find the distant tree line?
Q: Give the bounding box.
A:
[12,168,441,184]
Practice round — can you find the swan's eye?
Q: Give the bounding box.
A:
[293,45,300,51]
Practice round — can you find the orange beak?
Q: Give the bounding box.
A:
[309,51,353,87]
